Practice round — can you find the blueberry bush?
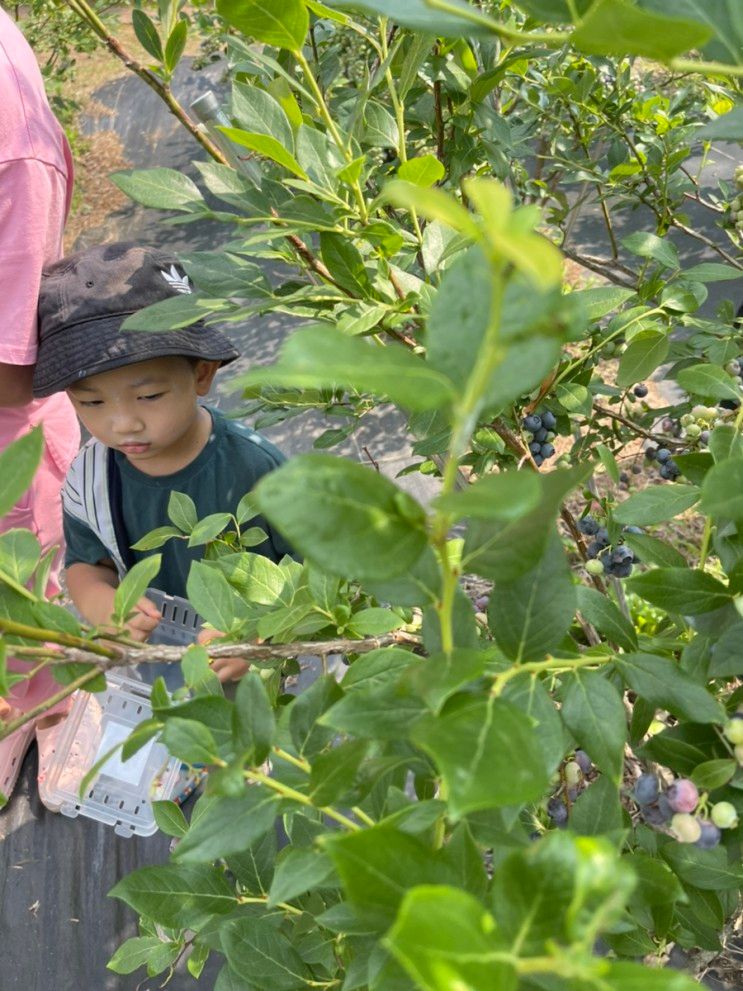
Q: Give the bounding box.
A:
[2,0,743,987]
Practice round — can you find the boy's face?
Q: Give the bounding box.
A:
[67,356,220,475]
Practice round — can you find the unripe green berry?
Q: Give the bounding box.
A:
[691,405,708,419]
[710,801,739,830]
[586,559,604,576]
[671,813,702,843]
[705,407,718,419]
[735,743,743,766]
[684,423,702,439]
[565,760,582,787]
[680,413,694,427]
[723,719,743,745]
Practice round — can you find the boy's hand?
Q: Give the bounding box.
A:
[197,628,250,682]
[127,596,162,643]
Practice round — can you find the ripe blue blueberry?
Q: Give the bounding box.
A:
[541,411,557,430]
[533,454,544,467]
[578,516,599,536]
[645,447,657,460]
[547,797,568,827]
[540,443,555,459]
[656,448,671,463]
[695,820,721,849]
[622,525,643,535]
[633,383,648,398]
[633,773,659,805]
[659,460,680,481]
[535,427,549,443]
[530,441,542,455]
[574,750,592,774]
[523,415,542,432]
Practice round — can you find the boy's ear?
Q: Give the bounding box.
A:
[193,359,221,396]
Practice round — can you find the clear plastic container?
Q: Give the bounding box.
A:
[38,671,180,837]
[141,588,203,691]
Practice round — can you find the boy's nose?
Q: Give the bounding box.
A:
[111,411,144,434]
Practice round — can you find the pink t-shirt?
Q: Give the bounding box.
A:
[0,8,80,488]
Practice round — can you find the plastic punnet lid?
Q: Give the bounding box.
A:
[38,670,180,837]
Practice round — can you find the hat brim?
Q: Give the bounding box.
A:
[32,314,240,398]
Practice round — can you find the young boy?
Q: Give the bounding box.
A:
[33,242,292,683]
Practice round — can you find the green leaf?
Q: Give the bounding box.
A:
[187,513,233,547]
[570,775,624,835]
[268,847,337,906]
[112,555,162,625]
[577,586,638,651]
[232,81,293,149]
[386,886,517,991]
[622,532,687,569]
[596,442,620,484]
[626,567,731,615]
[346,607,404,636]
[397,155,445,187]
[309,739,369,806]
[319,232,374,296]
[616,653,725,723]
[361,100,399,149]
[660,281,707,313]
[108,936,166,975]
[130,525,183,551]
[234,672,275,763]
[676,364,741,401]
[699,103,743,139]
[700,458,743,522]
[221,912,312,989]
[186,560,236,631]
[489,531,576,662]
[173,791,280,862]
[152,800,189,838]
[464,463,593,582]
[381,180,480,240]
[164,18,188,72]
[622,231,680,270]
[216,0,308,50]
[342,646,417,694]
[639,0,743,68]
[616,331,669,388]
[288,675,344,758]
[238,325,456,412]
[111,168,203,211]
[0,427,43,519]
[320,680,427,739]
[605,961,702,991]
[109,864,237,928]
[661,844,743,891]
[561,670,628,783]
[168,491,198,533]
[573,286,636,319]
[162,717,220,765]
[325,0,495,35]
[573,0,711,60]
[219,127,308,179]
[322,826,456,930]
[691,759,737,792]
[613,484,700,525]
[435,470,542,522]
[411,695,549,817]
[254,454,428,581]
[492,832,634,952]
[132,8,164,61]
[708,621,743,676]
[680,261,743,282]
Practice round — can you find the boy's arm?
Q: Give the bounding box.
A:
[66,561,161,643]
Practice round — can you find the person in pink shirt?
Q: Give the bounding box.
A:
[0,8,81,802]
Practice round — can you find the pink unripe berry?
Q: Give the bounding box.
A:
[671,813,702,844]
[666,778,699,813]
[710,802,739,830]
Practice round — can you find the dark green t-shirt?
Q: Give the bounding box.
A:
[63,408,292,597]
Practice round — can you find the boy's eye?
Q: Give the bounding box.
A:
[140,392,165,401]
[78,399,103,407]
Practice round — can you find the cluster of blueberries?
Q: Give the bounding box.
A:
[633,772,739,848]
[547,750,592,826]
[645,444,681,481]
[577,515,641,578]
[522,410,558,467]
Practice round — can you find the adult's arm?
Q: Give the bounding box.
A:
[0,158,68,407]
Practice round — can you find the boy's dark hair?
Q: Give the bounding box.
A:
[33,242,239,398]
